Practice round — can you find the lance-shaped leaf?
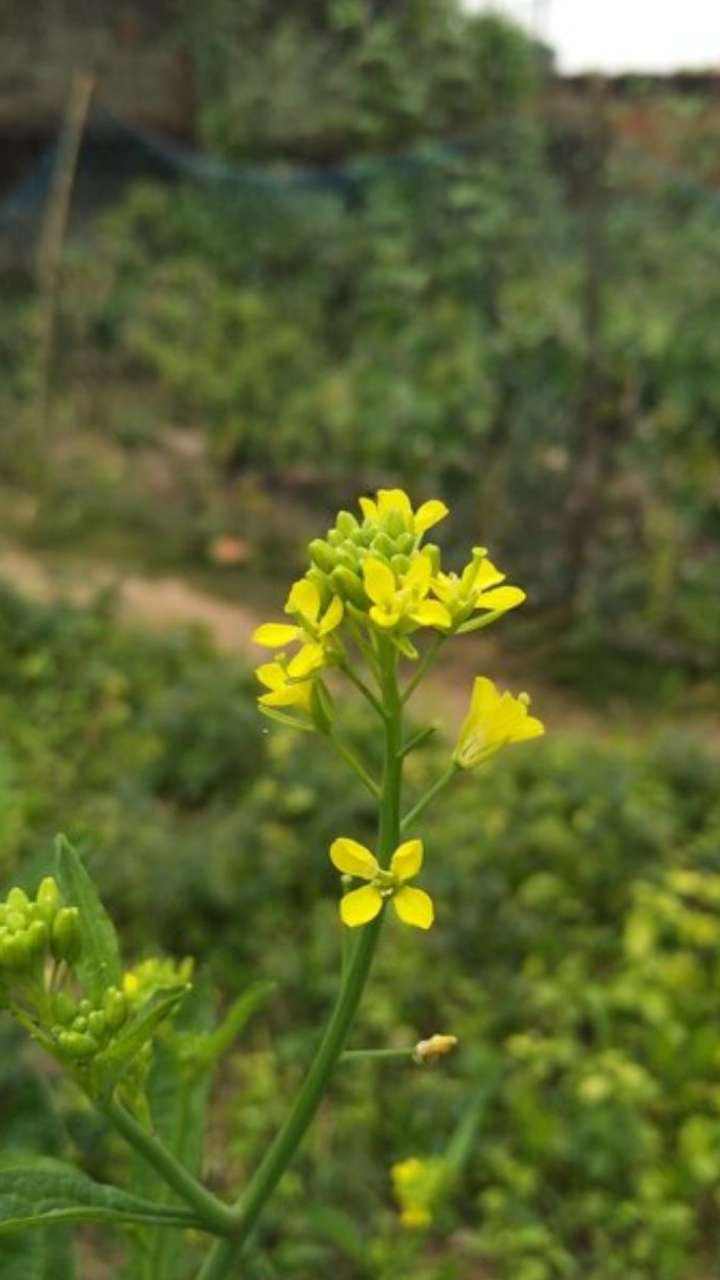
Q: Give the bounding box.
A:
[55,836,121,1002]
[89,985,190,1098]
[0,1156,204,1234]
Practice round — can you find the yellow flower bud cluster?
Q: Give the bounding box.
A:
[0,877,80,979]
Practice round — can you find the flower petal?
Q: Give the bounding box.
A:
[286,578,320,622]
[253,623,302,647]
[511,714,545,742]
[330,837,379,879]
[404,553,432,594]
[259,683,311,710]
[340,884,383,927]
[393,887,434,929]
[390,839,423,881]
[369,604,400,629]
[410,600,452,629]
[359,496,378,522]
[255,661,285,690]
[287,643,325,678]
[377,489,413,521]
[414,499,449,535]
[319,594,344,635]
[469,675,502,719]
[475,586,526,613]
[363,557,396,605]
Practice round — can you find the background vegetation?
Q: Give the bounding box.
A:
[1,1,719,1276]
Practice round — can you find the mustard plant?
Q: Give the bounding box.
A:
[0,489,543,1278]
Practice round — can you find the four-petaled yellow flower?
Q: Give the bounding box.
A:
[431,546,526,631]
[362,553,451,632]
[359,488,448,539]
[255,657,314,711]
[454,676,544,769]
[330,837,434,929]
[253,578,344,679]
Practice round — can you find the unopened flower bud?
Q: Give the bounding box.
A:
[327,528,343,547]
[391,554,411,575]
[330,566,367,608]
[58,1030,99,1060]
[88,1010,107,1040]
[36,877,62,924]
[413,1034,459,1064]
[6,911,25,934]
[7,887,30,915]
[336,511,359,536]
[72,1016,88,1033]
[423,543,441,573]
[308,538,336,574]
[103,987,128,1029]
[51,907,82,963]
[53,993,77,1025]
[0,931,33,970]
[26,919,49,956]
[372,532,395,560]
[385,510,406,538]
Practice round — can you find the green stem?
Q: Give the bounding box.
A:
[341,1046,415,1062]
[340,661,385,718]
[102,1099,237,1237]
[327,730,380,798]
[398,724,436,759]
[400,764,459,834]
[195,643,404,1280]
[402,634,446,704]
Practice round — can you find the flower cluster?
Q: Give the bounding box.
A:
[391,1156,449,1230]
[253,488,529,726]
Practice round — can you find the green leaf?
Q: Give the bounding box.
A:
[90,986,189,1097]
[54,835,121,1002]
[0,1156,203,1235]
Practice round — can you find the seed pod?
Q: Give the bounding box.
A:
[88,1010,107,1040]
[336,510,359,536]
[51,908,82,963]
[308,538,336,574]
[7,887,30,916]
[36,877,62,924]
[391,554,411,576]
[26,919,49,956]
[53,993,77,1025]
[58,1030,99,1060]
[103,987,128,1030]
[330,566,367,608]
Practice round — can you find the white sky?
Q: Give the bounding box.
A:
[466,1,720,73]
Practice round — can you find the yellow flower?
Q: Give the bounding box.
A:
[329,837,434,929]
[252,578,343,679]
[454,676,544,769]
[362,553,451,632]
[358,488,448,538]
[391,1156,447,1230]
[255,657,314,711]
[431,547,526,631]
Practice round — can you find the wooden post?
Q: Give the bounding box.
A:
[34,70,95,433]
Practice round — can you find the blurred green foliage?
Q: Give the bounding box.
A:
[2,586,720,1277]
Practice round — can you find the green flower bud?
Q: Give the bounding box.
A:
[58,1030,99,1060]
[88,1010,107,1040]
[6,911,25,934]
[359,520,378,543]
[308,538,337,574]
[0,932,33,970]
[391,554,411,575]
[327,528,343,547]
[103,987,128,1030]
[423,543,441,573]
[336,550,359,573]
[7,887,30,915]
[385,510,406,538]
[36,877,62,924]
[330,566,367,608]
[53,993,77,1025]
[371,532,395,560]
[397,532,415,553]
[51,908,82,964]
[72,1016,88,1033]
[336,511,359,536]
[26,919,49,956]
[78,998,92,1016]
